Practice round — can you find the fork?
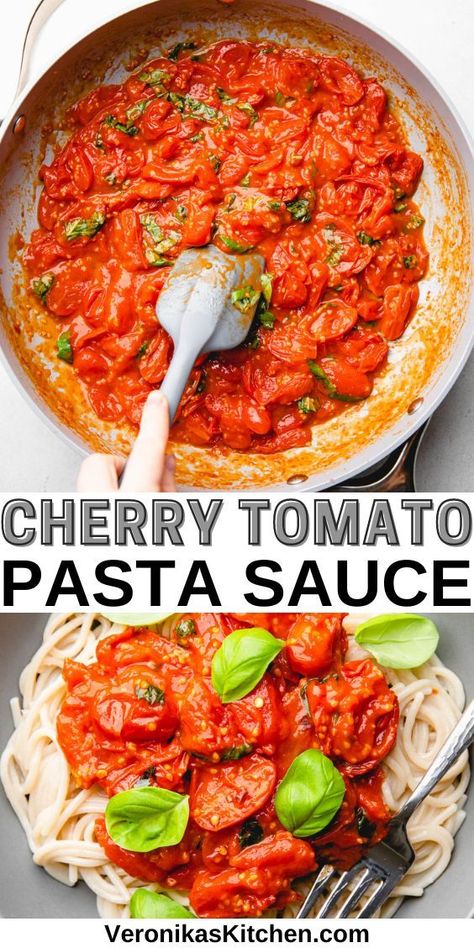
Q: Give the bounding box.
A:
[297,697,474,919]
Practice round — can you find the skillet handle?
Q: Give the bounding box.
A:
[330,422,428,493]
[16,0,66,96]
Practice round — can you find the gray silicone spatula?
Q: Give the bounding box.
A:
[157,244,265,420]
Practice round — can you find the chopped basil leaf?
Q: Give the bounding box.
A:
[32,273,54,301]
[104,114,139,136]
[286,198,312,223]
[209,154,222,173]
[176,618,196,639]
[220,235,254,253]
[248,335,260,349]
[275,90,286,106]
[168,92,227,125]
[168,41,198,61]
[221,744,253,762]
[189,132,204,143]
[174,203,188,221]
[104,171,118,186]
[298,396,319,414]
[240,172,251,187]
[94,133,105,151]
[258,310,275,328]
[357,230,380,246]
[138,68,171,87]
[268,200,282,211]
[64,211,106,241]
[404,214,424,231]
[141,214,180,266]
[394,202,407,213]
[126,100,151,121]
[239,818,264,849]
[231,285,261,313]
[57,331,73,364]
[135,683,165,705]
[403,254,417,269]
[136,341,149,358]
[238,102,259,126]
[216,87,236,103]
[308,360,336,394]
[260,272,273,306]
[196,371,207,394]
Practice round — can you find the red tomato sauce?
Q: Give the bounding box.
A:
[56,613,398,917]
[23,39,428,454]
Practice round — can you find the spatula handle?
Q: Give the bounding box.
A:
[159,339,202,422]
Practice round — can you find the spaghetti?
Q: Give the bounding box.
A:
[1,613,469,918]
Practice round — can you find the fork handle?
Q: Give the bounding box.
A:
[395,697,474,825]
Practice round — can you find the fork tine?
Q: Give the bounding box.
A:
[356,877,395,918]
[297,864,337,918]
[335,867,377,918]
[317,865,373,919]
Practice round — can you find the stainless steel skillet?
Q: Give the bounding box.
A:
[0,0,472,491]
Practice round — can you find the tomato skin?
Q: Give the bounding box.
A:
[379,284,419,340]
[190,754,277,831]
[309,300,358,342]
[286,614,346,677]
[306,658,399,776]
[319,357,372,399]
[231,831,315,875]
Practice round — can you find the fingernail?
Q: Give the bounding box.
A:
[165,453,176,471]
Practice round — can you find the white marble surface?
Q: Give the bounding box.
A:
[0,0,472,490]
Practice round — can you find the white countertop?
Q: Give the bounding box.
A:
[0,0,472,490]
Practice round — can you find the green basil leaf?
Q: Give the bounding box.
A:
[130,889,195,918]
[176,618,196,639]
[286,198,312,223]
[57,331,73,364]
[211,627,283,703]
[101,612,174,627]
[105,786,189,852]
[135,684,165,705]
[32,273,54,301]
[64,211,105,241]
[220,235,254,253]
[168,41,198,61]
[275,749,345,837]
[354,613,439,669]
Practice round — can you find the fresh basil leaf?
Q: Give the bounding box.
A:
[275,749,345,838]
[221,743,253,761]
[308,360,336,394]
[105,786,189,852]
[220,235,254,253]
[357,230,380,246]
[168,41,198,61]
[130,889,195,919]
[298,396,319,414]
[32,273,54,301]
[211,627,283,703]
[403,254,417,269]
[57,331,73,364]
[100,612,175,626]
[168,92,227,125]
[135,684,165,705]
[404,214,424,232]
[354,613,439,668]
[138,68,171,87]
[258,309,275,328]
[231,285,261,313]
[260,272,273,306]
[286,198,311,223]
[64,211,105,241]
[239,818,264,849]
[104,114,139,136]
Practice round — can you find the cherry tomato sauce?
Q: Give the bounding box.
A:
[23,40,427,453]
[57,613,398,916]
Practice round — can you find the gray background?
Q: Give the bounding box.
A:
[0,613,473,918]
[0,0,473,490]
